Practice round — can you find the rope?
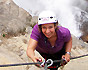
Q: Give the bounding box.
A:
[71,54,88,60]
[0,54,88,67]
[0,62,42,67]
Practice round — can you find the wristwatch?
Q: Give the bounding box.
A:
[65,52,71,56]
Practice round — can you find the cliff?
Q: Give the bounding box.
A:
[0,0,88,70]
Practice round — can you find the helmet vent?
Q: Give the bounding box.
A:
[50,16,53,19]
[39,18,41,20]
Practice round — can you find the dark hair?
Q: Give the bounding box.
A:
[38,21,58,32]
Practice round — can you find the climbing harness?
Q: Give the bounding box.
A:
[0,54,88,70]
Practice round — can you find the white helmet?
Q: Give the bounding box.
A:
[38,10,57,25]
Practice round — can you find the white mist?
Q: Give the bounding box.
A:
[13,0,87,37]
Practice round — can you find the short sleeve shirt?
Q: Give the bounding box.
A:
[30,24,71,54]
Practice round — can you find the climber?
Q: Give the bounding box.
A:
[26,10,72,70]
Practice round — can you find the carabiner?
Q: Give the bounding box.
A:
[46,59,53,67]
[40,59,46,67]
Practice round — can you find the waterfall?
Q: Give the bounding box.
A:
[13,0,88,38]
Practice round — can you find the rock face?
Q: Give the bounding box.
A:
[63,35,88,70]
[0,34,44,70]
[0,0,32,70]
[0,47,27,70]
[0,0,32,37]
[0,0,88,70]
[0,33,88,70]
[71,35,88,57]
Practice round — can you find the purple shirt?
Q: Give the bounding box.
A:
[30,24,71,54]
